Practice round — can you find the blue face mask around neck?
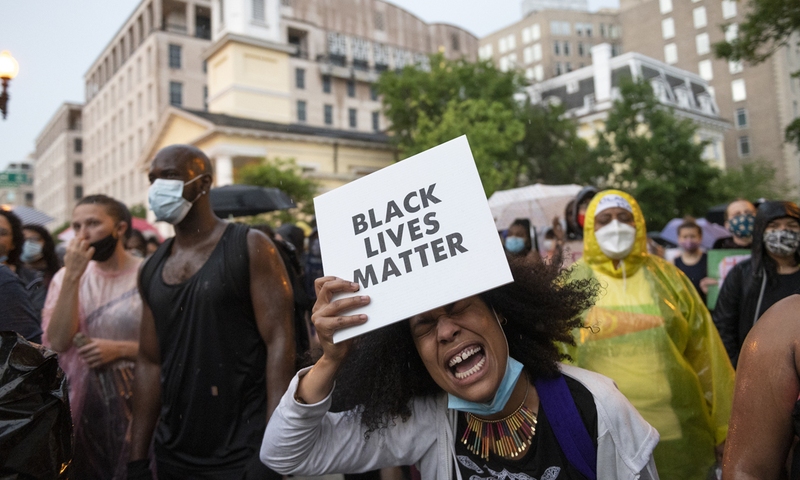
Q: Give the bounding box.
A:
[447,356,524,415]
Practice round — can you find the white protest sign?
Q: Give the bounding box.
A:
[314,135,513,343]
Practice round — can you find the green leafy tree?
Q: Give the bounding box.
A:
[711,161,790,202]
[377,55,603,195]
[408,99,525,195]
[596,79,721,230]
[377,54,521,154]
[239,157,319,224]
[129,204,147,219]
[518,102,609,185]
[713,0,800,148]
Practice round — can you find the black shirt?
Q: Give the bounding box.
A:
[712,237,750,250]
[0,265,42,343]
[140,223,266,472]
[674,253,708,302]
[758,269,800,318]
[453,376,598,480]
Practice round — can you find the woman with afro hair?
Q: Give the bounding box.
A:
[261,256,660,479]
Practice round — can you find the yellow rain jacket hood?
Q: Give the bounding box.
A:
[565,190,735,480]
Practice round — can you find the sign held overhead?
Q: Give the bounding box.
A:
[314,136,513,343]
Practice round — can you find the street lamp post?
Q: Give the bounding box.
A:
[0,51,20,120]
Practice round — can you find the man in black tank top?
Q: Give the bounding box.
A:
[128,145,295,479]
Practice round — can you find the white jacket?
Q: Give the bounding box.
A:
[261,364,660,479]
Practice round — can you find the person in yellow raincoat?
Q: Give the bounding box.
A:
[563,190,734,480]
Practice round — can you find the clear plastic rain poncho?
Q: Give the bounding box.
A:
[562,190,734,480]
[41,259,142,480]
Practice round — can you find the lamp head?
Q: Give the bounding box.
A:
[0,51,19,80]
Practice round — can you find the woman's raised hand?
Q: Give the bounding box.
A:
[312,276,369,364]
[297,277,370,404]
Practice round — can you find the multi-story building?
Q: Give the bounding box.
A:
[619,0,800,191]
[32,103,84,227]
[527,44,729,168]
[81,0,213,210]
[209,0,478,131]
[0,159,35,209]
[79,0,478,213]
[479,0,621,84]
[137,0,479,196]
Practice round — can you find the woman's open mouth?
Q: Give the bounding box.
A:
[448,345,486,380]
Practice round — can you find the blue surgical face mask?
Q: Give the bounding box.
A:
[148,175,205,225]
[505,236,526,254]
[20,240,44,263]
[447,356,524,415]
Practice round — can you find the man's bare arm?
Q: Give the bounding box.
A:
[722,295,800,479]
[129,298,163,461]
[248,230,295,419]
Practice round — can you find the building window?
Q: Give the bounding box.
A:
[662,18,675,39]
[698,59,713,80]
[696,33,710,55]
[451,33,460,52]
[534,65,544,81]
[729,60,744,74]
[370,85,378,101]
[725,23,739,42]
[693,7,707,28]
[550,21,570,36]
[563,42,571,56]
[555,62,563,75]
[168,44,182,69]
[736,108,748,128]
[74,138,83,153]
[347,80,355,98]
[612,44,622,56]
[374,11,385,31]
[531,24,541,41]
[533,43,542,61]
[295,68,305,89]
[664,43,678,64]
[659,0,672,14]
[297,100,307,122]
[738,136,751,156]
[731,78,747,101]
[74,162,83,177]
[322,75,331,93]
[75,185,84,200]
[252,0,266,22]
[553,41,561,55]
[722,0,737,19]
[578,42,585,56]
[169,81,183,106]
[203,86,208,110]
[324,104,333,125]
[348,108,357,128]
[565,62,572,72]
[372,111,380,131]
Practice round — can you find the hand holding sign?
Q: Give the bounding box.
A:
[314,136,512,343]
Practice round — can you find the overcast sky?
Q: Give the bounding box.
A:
[0,0,618,169]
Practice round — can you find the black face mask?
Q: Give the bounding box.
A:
[91,234,119,262]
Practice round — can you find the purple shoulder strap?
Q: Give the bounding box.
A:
[533,375,597,480]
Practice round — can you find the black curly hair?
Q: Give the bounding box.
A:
[330,254,598,434]
[0,209,24,272]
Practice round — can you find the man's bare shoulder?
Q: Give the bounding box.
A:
[246,228,279,261]
[746,294,800,351]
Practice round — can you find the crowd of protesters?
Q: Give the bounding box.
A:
[3,143,800,479]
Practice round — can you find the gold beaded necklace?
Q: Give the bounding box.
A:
[459,384,538,461]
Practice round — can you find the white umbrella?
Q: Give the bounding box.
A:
[488,183,583,230]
